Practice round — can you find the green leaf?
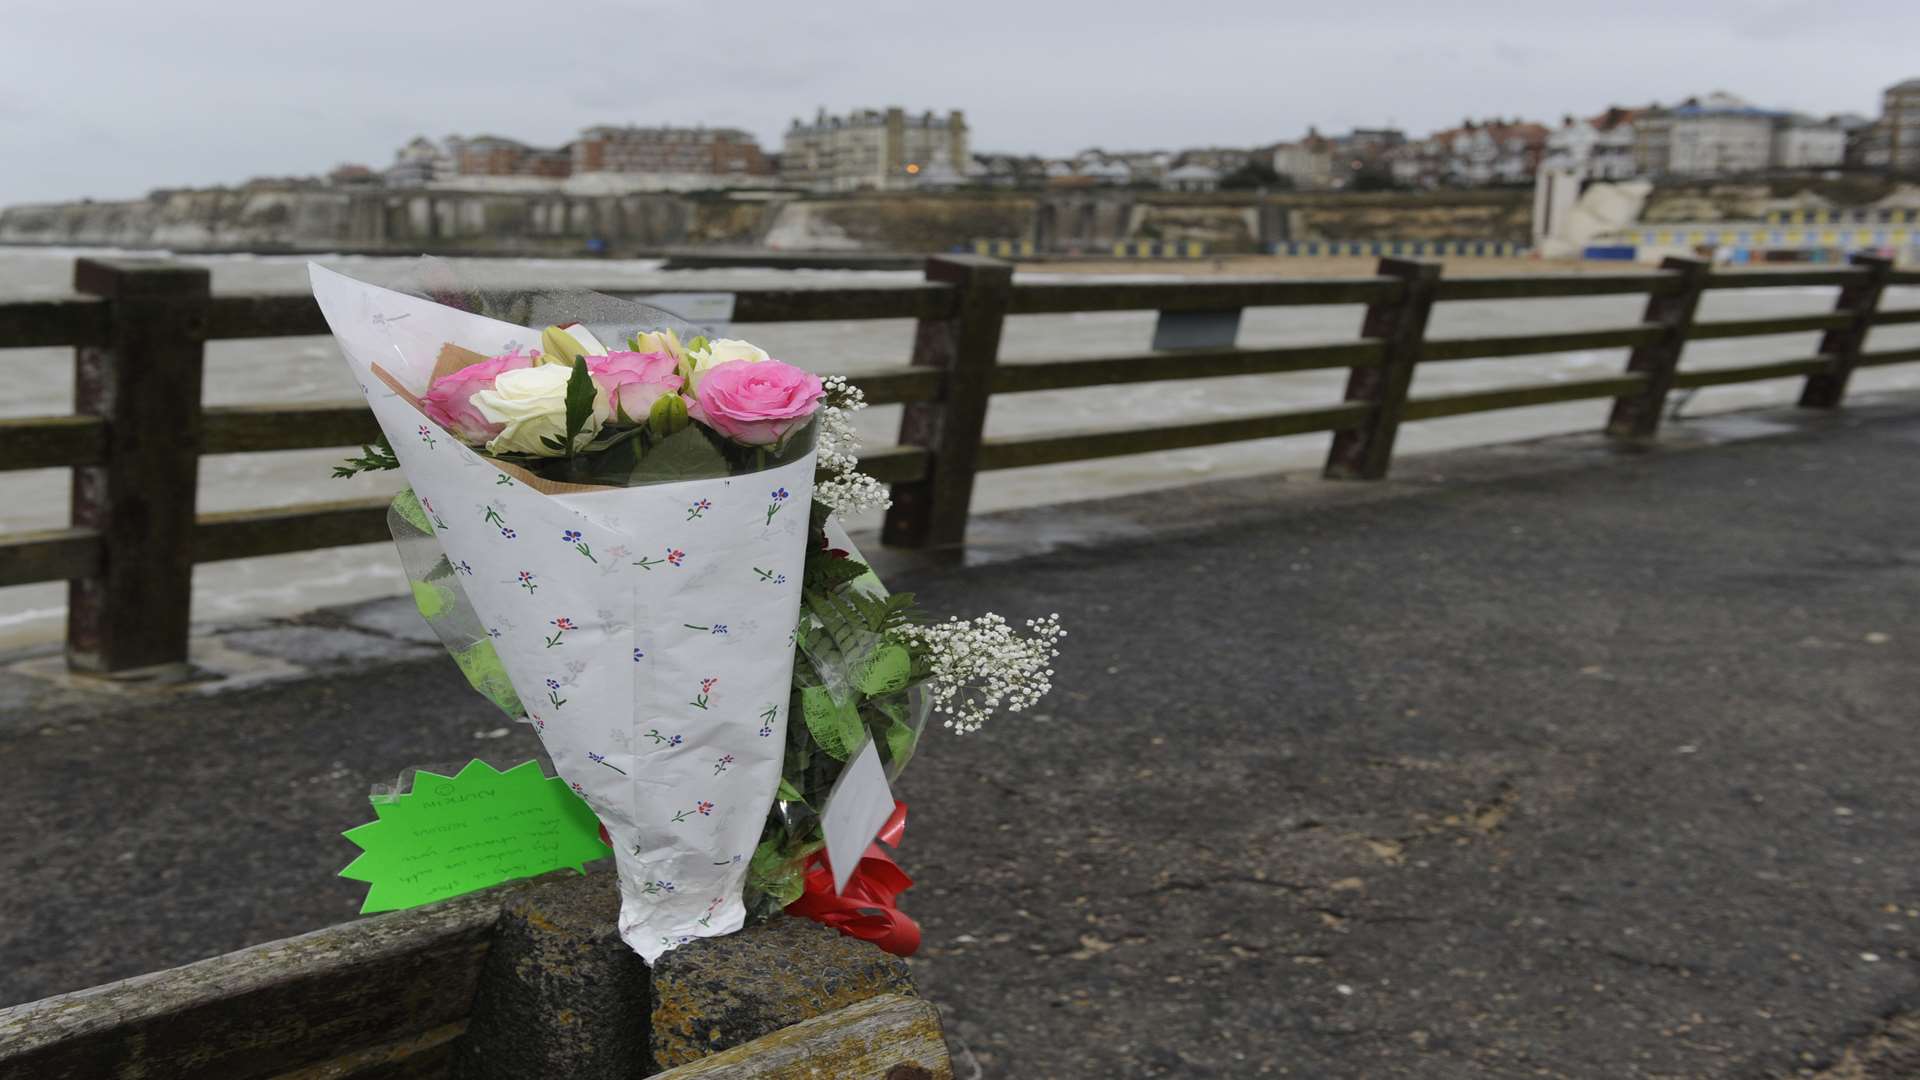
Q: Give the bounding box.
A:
[410,580,452,620]
[627,426,730,485]
[333,435,400,478]
[882,717,918,774]
[802,554,872,595]
[390,489,432,535]
[776,778,805,804]
[747,836,814,907]
[451,640,524,717]
[580,437,636,484]
[563,356,596,456]
[800,685,866,762]
[854,643,912,695]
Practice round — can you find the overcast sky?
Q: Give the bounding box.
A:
[4,0,1918,206]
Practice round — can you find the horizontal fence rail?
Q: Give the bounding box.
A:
[2,252,1918,671]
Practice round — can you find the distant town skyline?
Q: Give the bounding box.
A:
[4,0,1919,205]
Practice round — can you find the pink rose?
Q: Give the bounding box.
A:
[687,359,824,447]
[588,350,684,422]
[421,347,535,443]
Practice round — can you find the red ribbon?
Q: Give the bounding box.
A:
[785,801,920,956]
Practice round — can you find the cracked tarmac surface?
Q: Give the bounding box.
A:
[3,404,1919,1077]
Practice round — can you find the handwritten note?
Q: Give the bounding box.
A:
[340,759,611,913]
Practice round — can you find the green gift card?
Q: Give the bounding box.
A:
[341,760,610,912]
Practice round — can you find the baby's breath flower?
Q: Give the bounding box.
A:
[894,612,1064,734]
[814,376,891,517]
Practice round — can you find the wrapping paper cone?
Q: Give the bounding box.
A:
[310,265,811,960]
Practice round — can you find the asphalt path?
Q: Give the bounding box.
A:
[4,404,1919,1077]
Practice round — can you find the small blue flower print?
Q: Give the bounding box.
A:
[562,530,596,563]
[633,648,645,662]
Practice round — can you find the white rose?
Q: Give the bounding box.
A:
[685,337,770,388]
[472,364,608,457]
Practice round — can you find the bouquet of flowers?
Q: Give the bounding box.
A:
[312,264,1061,959]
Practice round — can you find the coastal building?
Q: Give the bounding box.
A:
[1666,93,1780,176]
[445,135,572,179]
[972,153,1048,188]
[571,126,771,180]
[1543,108,1640,180]
[1068,149,1168,187]
[1771,115,1848,170]
[1163,163,1221,192]
[781,107,969,191]
[1850,119,1893,170]
[1404,119,1547,186]
[1272,129,1334,189]
[1633,107,1672,177]
[1173,147,1256,173]
[1887,78,1920,172]
[385,136,450,187]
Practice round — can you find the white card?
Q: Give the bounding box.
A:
[820,738,895,896]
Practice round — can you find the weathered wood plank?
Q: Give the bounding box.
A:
[1404,374,1647,421]
[0,527,103,586]
[1433,272,1681,301]
[991,340,1382,395]
[978,403,1368,471]
[1687,312,1853,340]
[1670,357,1828,389]
[1855,346,1920,369]
[651,995,951,1080]
[193,498,394,563]
[202,403,384,454]
[844,368,942,406]
[600,285,958,323]
[1872,308,1920,327]
[0,892,502,1080]
[68,259,210,673]
[845,445,927,485]
[1421,324,1661,362]
[206,294,331,339]
[0,296,111,348]
[882,256,1014,548]
[204,285,960,341]
[0,415,105,470]
[1702,267,1871,290]
[1800,254,1893,408]
[1606,257,1710,441]
[182,449,921,565]
[1325,258,1441,479]
[1006,277,1402,315]
[268,1023,464,1080]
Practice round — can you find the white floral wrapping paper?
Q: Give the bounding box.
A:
[310,264,810,960]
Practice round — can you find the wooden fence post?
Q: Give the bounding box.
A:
[880,255,1012,550]
[1324,258,1441,480]
[1799,252,1893,409]
[1605,256,1710,442]
[67,259,211,675]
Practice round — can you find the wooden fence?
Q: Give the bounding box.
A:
[2,253,1918,673]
